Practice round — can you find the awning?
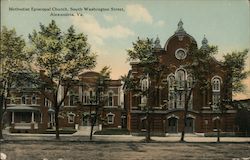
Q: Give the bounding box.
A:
[7,106,40,112]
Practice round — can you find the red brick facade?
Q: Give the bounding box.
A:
[124,21,236,135]
[5,71,124,133]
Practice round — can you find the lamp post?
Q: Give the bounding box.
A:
[89,76,108,141]
[209,101,221,142]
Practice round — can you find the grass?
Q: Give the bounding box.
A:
[94,128,130,135]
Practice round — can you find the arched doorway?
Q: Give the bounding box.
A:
[168,117,178,133]
[185,117,194,133]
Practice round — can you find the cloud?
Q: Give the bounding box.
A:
[156,20,165,27]
[70,14,134,45]
[126,4,153,24]
[103,15,114,22]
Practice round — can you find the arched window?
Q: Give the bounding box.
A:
[108,91,113,106]
[140,75,149,105]
[212,78,221,91]
[167,74,176,109]
[187,76,193,88]
[83,91,89,104]
[83,89,95,104]
[44,98,51,107]
[176,69,186,88]
[89,90,96,103]
[168,90,175,109]
[68,90,78,106]
[211,76,222,108]
[176,69,186,80]
[106,112,115,124]
[168,75,175,89]
[69,94,75,106]
[31,95,37,105]
[21,95,26,104]
[67,112,75,123]
[141,78,148,91]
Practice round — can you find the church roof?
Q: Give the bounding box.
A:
[164,19,196,51]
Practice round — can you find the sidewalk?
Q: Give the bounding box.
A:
[2,129,250,143]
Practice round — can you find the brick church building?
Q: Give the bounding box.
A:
[4,20,238,135]
[124,20,237,135]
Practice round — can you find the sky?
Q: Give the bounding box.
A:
[1,0,250,100]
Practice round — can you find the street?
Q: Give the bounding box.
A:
[1,141,250,160]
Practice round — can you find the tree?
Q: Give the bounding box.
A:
[234,100,250,136]
[0,26,28,139]
[223,49,249,94]
[186,47,248,143]
[222,49,249,138]
[28,20,96,139]
[180,40,218,142]
[89,66,111,140]
[126,37,166,142]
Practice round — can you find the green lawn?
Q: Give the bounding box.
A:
[94,128,130,135]
[44,127,77,134]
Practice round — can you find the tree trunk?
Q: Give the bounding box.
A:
[217,118,220,143]
[145,111,151,142]
[0,94,4,140]
[180,111,187,142]
[180,87,193,142]
[90,106,99,141]
[55,107,60,140]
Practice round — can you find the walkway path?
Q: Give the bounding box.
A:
[2,131,250,143]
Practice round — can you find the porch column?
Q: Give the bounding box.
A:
[31,112,35,123]
[11,112,15,123]
[40,113,43,123]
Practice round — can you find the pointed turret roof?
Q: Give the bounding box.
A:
[201,35,209,50]
[175,19,186,34]
[154,36,162,49]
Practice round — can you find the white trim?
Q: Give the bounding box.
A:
[175,67,187,80]
[212,116,220,121]
[31,112,35,123]
[103,106,118,109]
[167,73,175,80]
[40,113,43,123]
[106,112,115,124]
[175,48,187,60]
[167,114,179,119]
[67,112,76,124]
[12,112,15,123]
[187,114,196,119]
[211,75,222,91]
